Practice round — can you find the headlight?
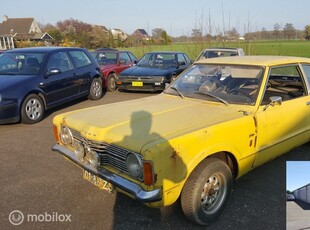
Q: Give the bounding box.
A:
[126,153,142,178]
[73,141,84,161]
[60,126,73,145]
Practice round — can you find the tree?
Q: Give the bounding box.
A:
[56,18,92,47]
[283,23,295,40]
[305,25,310,39]
[273,23,281,40]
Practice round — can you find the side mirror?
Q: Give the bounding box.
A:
[263,96,282,111]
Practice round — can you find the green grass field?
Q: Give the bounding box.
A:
[121,40,310,60]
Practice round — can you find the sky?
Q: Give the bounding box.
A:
[1,0,309,37]
[286,161,310,192]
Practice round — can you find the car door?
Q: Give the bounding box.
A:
[42,51,78,108]
[68,50,93,94]
[253,64,310,167]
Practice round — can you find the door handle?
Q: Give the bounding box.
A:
[306,101,310,106]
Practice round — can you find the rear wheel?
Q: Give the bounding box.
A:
[107,73,117,91]
[21,94,44,124]
[88,78,103,100]
[181,158,232,225]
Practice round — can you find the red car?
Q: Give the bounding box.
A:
[91,48,138,91]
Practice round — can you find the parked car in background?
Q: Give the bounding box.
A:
[286,194,295,201]
[196,47,245,61]
[91,48,138,91]
[117,51,191,92]
[0,47,103,124]
[52,56,310,225]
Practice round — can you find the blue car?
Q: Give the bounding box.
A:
[0,47,103,124]
[117,51,191,92]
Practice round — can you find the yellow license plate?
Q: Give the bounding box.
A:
[132,82,143,86]
[83,170,114,192]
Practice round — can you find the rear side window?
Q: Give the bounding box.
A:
[69,50,92,68]
[302,64,310,87]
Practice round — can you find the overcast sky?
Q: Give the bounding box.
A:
[1,0,309,36]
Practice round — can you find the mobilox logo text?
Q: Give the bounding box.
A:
[9,210,71,225]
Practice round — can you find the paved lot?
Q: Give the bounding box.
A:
[287,200,310,230]
[1,90,310,230]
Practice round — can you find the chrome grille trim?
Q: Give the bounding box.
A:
[70,128,144,181]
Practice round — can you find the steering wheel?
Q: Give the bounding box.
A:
[229,88,252,99]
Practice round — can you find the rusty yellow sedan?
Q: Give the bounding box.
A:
[52,56,310,225]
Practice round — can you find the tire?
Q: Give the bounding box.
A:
[107,73,117,92]
[181,158,232,225]
[88,78,103,100]
[21,94,44,124]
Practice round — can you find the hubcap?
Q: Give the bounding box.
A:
[200,173,227,214]
[25,98,42,120]
[92,81,101,97]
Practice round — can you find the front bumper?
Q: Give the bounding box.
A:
[52,144,162,203]
[0,100,19,124]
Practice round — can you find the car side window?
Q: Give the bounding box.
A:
[301,65,310,90]
[69,51,92,68]
[177,54,186,65]
[47,52,74,72]
[261,65,306,105]
[120,52,131,63]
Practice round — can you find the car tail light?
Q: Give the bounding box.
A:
[143,161,155,186]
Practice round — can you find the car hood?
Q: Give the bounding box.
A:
[120,65,175,77]
[0,74,37,91]
[54,94,248,153]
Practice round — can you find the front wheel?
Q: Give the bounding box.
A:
[21,94,44,124]
[88,78,103,100]
[181,158,232,225]
[107,73,117,91]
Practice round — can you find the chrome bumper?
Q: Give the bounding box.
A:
[52,144,162,203]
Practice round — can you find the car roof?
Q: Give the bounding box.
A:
[195,55,310,66]
[145,51,185,54]
[203,47,242,51]
[5,46,85,54]
[95,48,119,52]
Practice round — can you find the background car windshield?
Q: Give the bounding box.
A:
[138,53,176,67]
[165,64,264,105]
[92,52,117,65]
[197,51,238,60]
[0,52,45,75]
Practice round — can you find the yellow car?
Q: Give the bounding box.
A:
[52,56,310,225]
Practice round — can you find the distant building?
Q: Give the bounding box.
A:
[110,28,128,42]
[132,29,151,41]
[293,183,310,204]
[0,15,53,48]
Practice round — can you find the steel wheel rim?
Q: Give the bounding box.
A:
[92,81,101,97]
[109,77,116,90]
[25,98,42,120]
[200,173,227,214]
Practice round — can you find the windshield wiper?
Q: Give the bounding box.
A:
[0,72,15,75]
[170,86,185,99]
[195,91,229,106]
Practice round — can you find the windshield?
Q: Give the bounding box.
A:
[92,51,117,65]
[164,64,264,105]
[137,53,176,68]
[0,52,45,75]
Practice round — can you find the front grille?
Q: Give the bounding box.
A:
[70,128,144,181]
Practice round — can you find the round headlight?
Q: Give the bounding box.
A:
[126,153,142,178]
[60,126,73,145]
[73,141,84,161]
[85,149,100,169]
